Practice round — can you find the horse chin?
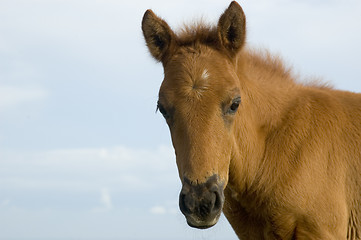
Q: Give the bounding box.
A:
[185,213,221,229]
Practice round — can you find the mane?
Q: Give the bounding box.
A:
[175,21,220,49]
[243,49,295,84]
[243,48,334,90]
[173,21,332,91]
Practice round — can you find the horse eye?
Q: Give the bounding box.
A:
[230,102,239,111]
[227,97,241,114]
[157,103,169,119]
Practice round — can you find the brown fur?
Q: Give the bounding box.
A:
[142,1,361,239]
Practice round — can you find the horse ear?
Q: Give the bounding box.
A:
[217,1,246,57]
[142,10,174,62]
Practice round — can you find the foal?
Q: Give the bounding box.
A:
[142,1,361,239]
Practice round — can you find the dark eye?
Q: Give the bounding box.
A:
[157,102,169,119]
[227,97,241,114]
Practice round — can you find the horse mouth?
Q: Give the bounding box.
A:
[186,214,220,229]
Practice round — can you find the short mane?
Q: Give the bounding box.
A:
[174,22,331,90]
[176,21,220,49]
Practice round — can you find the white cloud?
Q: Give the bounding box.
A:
[100,188,113,210]
[150,206,167,215]
[0,144,180,230]
[0,85,48,111]
[150,200,178,215]
[0,199,10,207]
[92,188,113,212]
[0,144,177,193]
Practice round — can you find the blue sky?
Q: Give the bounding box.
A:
[0,0,360,239]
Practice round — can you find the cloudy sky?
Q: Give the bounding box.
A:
[0,0,360,239]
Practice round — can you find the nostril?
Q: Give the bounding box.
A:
[198,192,216,217]
[179,192,195,215]
[212,189,223,214]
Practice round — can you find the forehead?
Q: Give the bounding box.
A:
[161,45,236,96]
[166,45,226,75]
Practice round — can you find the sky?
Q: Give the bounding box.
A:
[0,0,360,239]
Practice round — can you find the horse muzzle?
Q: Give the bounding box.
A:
[179,174,225,229]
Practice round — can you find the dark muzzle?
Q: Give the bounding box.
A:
[179,174,224,229]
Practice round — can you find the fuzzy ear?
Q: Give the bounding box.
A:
[142,10,174,62]
[217,1,246,57]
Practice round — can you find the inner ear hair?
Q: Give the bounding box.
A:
[217,1,246,57]
[142,10,174,61]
